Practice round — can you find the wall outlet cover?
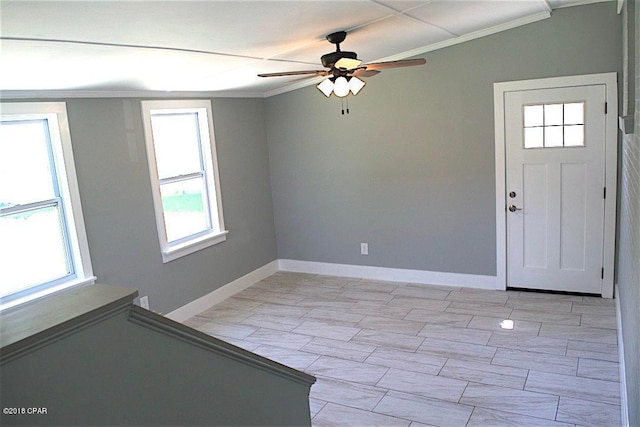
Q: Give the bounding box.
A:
[360,243,369,255]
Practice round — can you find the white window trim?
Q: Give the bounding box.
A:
[0,102,96,311]
[141,100,227,263]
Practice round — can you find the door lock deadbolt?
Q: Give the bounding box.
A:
[509,191,516,198]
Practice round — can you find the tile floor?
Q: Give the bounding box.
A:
[184,272,622,427]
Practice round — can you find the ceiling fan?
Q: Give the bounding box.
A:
[258,31,426,98]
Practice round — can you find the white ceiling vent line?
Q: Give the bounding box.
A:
[367,0,461,38]
[367,11,552,64]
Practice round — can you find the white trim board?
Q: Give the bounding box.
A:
[493,72,618,298]
[165,260,279,322]
[615,285,630,427]
[278,259,499,290]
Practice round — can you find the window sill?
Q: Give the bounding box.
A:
[0,276,97,312]
[161,230,229,263]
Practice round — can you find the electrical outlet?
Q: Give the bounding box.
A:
[140,295,150,309]
[360,243,369,255]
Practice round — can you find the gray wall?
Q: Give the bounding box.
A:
[1,305,313,426]
[618,0,640,424]
[265,2,621,276]
[66,98,277,314]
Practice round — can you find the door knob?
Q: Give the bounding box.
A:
[508,205,522,212]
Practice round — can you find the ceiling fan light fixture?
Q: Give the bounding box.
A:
[348,76,365,95]
[333,76,350,97]
[316,78,334,97]
[335,57,362,70]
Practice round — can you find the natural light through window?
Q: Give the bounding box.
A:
[523,102,585,148]
[0,102,94,308]
[141,100,226,263]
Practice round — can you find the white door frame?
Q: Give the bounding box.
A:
[494,73,618,297]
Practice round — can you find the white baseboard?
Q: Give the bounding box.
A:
[165,260,279,322]
[167,258,501,323]
[615,285,630,427]
[278,259,501,290]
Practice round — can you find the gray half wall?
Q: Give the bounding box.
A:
[265,2,622,276]
[65,97,277,314]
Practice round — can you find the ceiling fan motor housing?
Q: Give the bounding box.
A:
[322,30,358,68]
[321,51,358,68]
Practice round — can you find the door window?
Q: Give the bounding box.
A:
[523,102,585,148]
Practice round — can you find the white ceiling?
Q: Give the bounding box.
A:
[0,0,609,98]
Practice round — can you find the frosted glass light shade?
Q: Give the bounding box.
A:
[316,78,333,97]
[333,77,349,97]
[349,77,365,95]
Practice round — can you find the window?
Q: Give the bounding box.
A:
[0,102,95,309]
[523,102,585,148]
[141,100,226,263]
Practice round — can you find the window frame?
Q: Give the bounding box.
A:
[141,99,227,263]
[0,102,95,310]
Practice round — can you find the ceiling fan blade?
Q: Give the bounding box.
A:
[258,70,329,77]
[351,69,380,78]
[362,58,426,71]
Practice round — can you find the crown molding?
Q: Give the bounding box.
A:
[550,0,613,10]
[0,89,266,100]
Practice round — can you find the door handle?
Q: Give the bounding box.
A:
[508,205,522,212]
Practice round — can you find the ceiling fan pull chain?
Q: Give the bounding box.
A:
[340,97,351,115]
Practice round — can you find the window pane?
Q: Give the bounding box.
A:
[524,105,544,127]
[545,126,564,147]
[564,125,584,146]
[160,178,210,243]
[544,104,563,126]
[0,120,56,207]
[151,113,202,179]
[564,102,584,125]
[0,205,71,297]
[524,127,544,148]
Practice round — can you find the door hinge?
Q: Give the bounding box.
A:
[604,187,606,199]
[601,268,604,279]
[605,102,608,114]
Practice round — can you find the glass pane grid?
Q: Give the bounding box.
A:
[0,120,58,207]
[523,102,584,149]
[0,116,75,299]
[0,204,72,298]
[160,173,211,243]
[151,112,205,180]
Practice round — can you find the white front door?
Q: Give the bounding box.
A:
[505,84,606,294]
